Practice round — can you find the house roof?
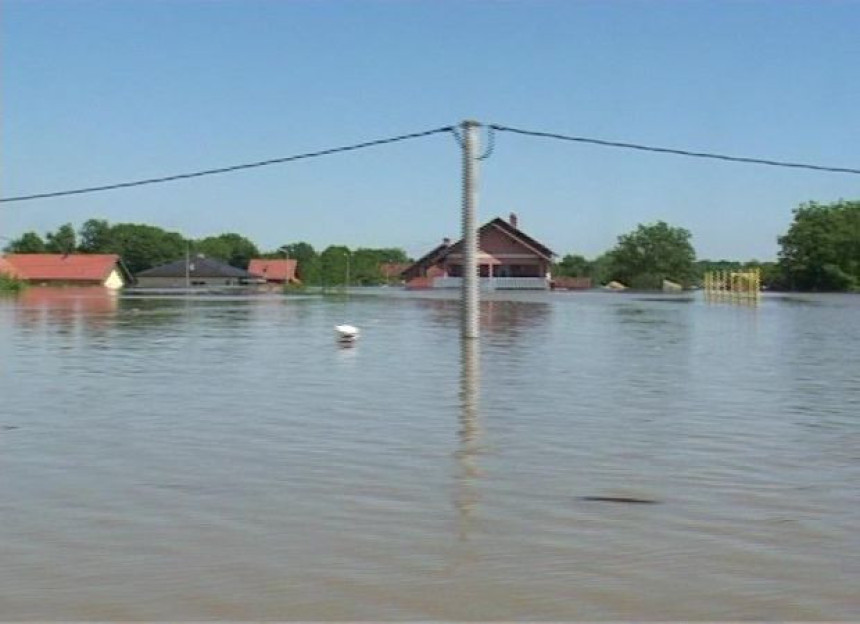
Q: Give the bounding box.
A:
[247,259,298,282]
[136,256,259,279]
[380,262,410,279]
[400,242,451,278]
[3,254,127,282]
[485,217,555,259]
[400,215,555,277]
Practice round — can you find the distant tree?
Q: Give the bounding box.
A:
[777,200,860,291]
[373,248,410,264]
[194,233,259,269]
[351,248,387,285]
[109,223,188,274]
[281,241,320,284]
[590,252,614,284]
[607,221,696,289]
[554,254,592,278]
[5,231,46,253]
[695,259,784,290]
[0,274,25,292]
[745,260,783,290]
[78,219,113,253]
[45,223,77,254]
[319,245,351,287]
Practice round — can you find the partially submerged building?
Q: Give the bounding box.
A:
[247,259,300,286]
[135,256,261,288]
[1,254,132,289]
[402,214,555,290]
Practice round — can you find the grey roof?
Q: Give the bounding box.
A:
[135,256,260,279]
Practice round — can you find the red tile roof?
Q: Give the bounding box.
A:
[380,263,410,279]
[247,258,298,283]
[3,254,122,282]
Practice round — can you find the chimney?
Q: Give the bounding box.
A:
[443,237,451,246]
[509,212,518,228]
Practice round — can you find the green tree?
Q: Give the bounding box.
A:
[607,221,696,289]
[373,248,410,264]
[5,231,46,253]
[319,245,351,288]
[78,219,113,253]
[350,248,386,285]
[589,252,614,284]
[0,274,25,293]
[108,223,188,274]
[194,233,259,269]
[45,223,77,254]
[745,260,782,290]
[281,241,320,285]
[554,254,592,277]
[777,200,860,291]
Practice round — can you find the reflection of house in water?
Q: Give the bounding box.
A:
[402,213,555,290]
[14,287,120,333]
[418,296,551,338]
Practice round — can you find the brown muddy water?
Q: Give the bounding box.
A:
[0,287,858,620]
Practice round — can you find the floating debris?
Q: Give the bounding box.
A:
[578,496,660,505]
[335,324,359,343]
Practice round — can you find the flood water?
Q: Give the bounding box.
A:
[1,287,858,620]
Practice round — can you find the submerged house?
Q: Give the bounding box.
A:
[135,256,262,288]
[1,254,132,289]
[402,213,555,290]
[247,259,300,286]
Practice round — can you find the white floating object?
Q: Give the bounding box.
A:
[335,324,359,342]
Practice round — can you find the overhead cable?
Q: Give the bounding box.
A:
[0,126,456,203]
[490,123,860,175]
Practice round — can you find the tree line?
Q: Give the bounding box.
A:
[552,200,859,292]
[3,219,410,286]
[4,200,858,292]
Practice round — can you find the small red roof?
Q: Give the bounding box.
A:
[3,254,122,282]
[247,258,298,283]
[380,262,410,279]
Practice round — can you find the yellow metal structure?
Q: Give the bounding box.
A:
[704,268,761,304]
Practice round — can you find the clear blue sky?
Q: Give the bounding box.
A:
[3,0,858,260]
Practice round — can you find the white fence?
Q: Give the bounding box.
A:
[432,277,549,290]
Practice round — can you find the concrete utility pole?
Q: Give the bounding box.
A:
[461,120,480,339]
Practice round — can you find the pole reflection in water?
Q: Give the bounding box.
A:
[455,337,482,542]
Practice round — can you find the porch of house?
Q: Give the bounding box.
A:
[430,255,550,290]
[432,276,550,290]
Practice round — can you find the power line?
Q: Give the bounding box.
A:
[490,123,860,176]
[3,121,858,205]
[0,126,456,203]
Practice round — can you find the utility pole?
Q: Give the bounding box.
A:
[461,120,480,339]
[185,242,190,289]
